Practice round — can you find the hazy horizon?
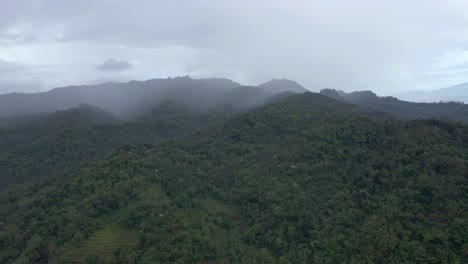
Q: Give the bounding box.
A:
[1,1,468,95]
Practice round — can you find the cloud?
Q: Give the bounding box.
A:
[0,77,43,94]
[95,58,132,72]
[0,59,47,94]
[0,59,26,75]
[1,0,468,93]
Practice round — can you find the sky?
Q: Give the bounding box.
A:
[1,0,468,95]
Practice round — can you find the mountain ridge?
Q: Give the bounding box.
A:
[0,77,305,119]
[320,88,468,122]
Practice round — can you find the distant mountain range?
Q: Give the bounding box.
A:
[396,82,468,103]
[320,88,468,122]
[2,76,468,123]
[0,77,306,119]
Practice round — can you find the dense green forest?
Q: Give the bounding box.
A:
[0,102,232,189]
[0,78,300,189]
[1,92,466,263]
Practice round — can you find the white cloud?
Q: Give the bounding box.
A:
[432,48,468,70]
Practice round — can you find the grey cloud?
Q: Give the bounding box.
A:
[0,60,48,94]
[1,0,468,93]
[0,0,234,49]
[0,59,26,75]
[0,78,43,94]
[96,59,132,72]
[0,33,38,46]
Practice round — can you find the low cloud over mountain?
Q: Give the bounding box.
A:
[96,58,132,72]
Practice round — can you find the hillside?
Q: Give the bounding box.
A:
[0,102,228,189]
[0,78,307,189]
[320,89,468,122]
[1,92,466,263]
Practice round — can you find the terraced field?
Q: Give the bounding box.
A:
[67,224,138,263]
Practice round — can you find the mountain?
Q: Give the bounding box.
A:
[221,86,271,108]
[0,77,307,119]
[0,77,310,190]
[0,77,239,119]
[258,78,308,93]
[1,92,466,263]
[320,88,468,122]
[396,82,468,103]
[221,86,295,110]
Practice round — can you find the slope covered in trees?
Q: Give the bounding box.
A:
[0,102,229,189]
[1,92,466,263]
[0,79,302,189]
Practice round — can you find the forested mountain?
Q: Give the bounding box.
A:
[0,77,304,119]
[0,77,240,118]
[0,78,303,189]
[320,88,468,122]
[1,92,466,263]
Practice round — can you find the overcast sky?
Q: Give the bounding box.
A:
[1,0,468,95]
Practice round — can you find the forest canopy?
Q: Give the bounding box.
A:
[0,92,466,263]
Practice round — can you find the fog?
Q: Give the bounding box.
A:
[1,1,468,95]
[0,77,307,119]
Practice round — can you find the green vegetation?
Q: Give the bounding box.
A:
[0,102,228,189]
[0,92,467,263]
[56,224,138,264]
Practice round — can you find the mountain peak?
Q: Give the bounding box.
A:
[321,89,378,103]
[319,89,348,102]
[258,78,307,93]
[346,90,378,101]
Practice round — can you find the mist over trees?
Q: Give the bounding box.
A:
[0,77,304,120]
